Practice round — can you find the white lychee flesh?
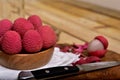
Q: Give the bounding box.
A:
[87,39,104,52]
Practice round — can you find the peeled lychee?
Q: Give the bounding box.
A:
[38,25,57,49]
[87,36,108,52]
[23,30,43,53]
[13,18,34,37]
[87,39,104,52]
[0,19,12,37]
[1,31,22,54]
[28,15,42,29]
[87,36,108,57]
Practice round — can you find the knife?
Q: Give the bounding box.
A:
[18,61,120,80]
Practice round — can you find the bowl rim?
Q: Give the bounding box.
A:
[0,46,54,56]
[0,46,54,70]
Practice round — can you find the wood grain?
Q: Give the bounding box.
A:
[0,47,54,70]
[27,1,120,41]
[57,32,85,44]
[63,0,120,19]
[22,0,120,53]
[0,0,119,54]
[0,1,120,79]
[58,45,120,80]
[40,0,120,30]
[64,51,120,80]
[25,5,120,54]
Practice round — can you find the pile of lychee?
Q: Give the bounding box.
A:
[0,15,57,55]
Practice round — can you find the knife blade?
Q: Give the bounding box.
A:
[18,61,120,80]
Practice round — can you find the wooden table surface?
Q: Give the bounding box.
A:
[24,1,120,79]
[24,0,120,54]
[0,0,119,54]
[0,0,120,79]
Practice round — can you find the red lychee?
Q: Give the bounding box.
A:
[95,36,108,49]
[87,36,108,52]
[87,36,108,58]
[1,31,22,54]
[13,18,34,37]
[0,19,12,37]
[38,25,57,49]
[23,30,43,53]
[28,15,42,29]
[87,39,104,52]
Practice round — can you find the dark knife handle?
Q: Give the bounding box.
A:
[31,66,80,79]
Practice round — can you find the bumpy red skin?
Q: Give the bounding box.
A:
[1,31,22,54]
[13,18,34,37]
[0,19,12,37]
[88,50,107,58]
[0,37,2,50]
[38,25,57,49]
[23,30,43,53]
[28,15,42,29]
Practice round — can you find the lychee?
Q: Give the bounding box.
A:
[87,36,108,57]
[0,19,12,37]
[28,15,42,29]
[23,30,43,53]
[13,18,34,37]
[87,36,108,52]
[95,36,108,49]
[87,39,104,52]
[38,25,57,49]
[1,31,22,54]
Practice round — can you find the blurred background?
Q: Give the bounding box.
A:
[0,0,119,54]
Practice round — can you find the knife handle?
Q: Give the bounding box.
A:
[31,66,80,79]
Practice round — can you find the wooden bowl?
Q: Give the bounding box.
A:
[0,47,54,70]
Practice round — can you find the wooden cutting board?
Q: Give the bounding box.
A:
[56,44,120,80]
[61,50,120,80]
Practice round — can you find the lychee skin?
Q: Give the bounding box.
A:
[75,57,87,65]
[28,15,42,29]
[13,18,34,37]
[23,30,43,53]
[85,56,101,63]
[0,19,12,37]
[0,37,2,44]
[0,37,2,50]
[88,50,107,58]
[1,31,22,54]
[38,25,57,49]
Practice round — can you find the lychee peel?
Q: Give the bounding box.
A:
[13,18,34,37]
[95,36,108,49]
[85,56,101,63]
[0,19,12,37]
[38,25,57,49]
[88,50,107,58]
[1,31,22,54]
[0,37,2,50]
[23,30,43,53]
[28,15,42,29]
